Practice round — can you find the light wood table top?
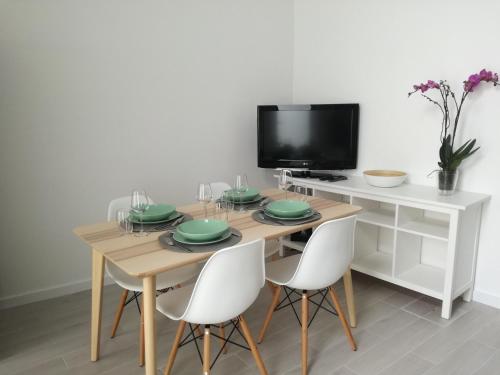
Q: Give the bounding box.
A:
[74,188,361,278]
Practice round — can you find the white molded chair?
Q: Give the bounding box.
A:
[209,181,231,201]
[106,196,200,366]
[258,216,357,375]
[209,181,279,259]
[157,239,268,375]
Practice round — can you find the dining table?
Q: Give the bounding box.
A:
[73,188,362,375]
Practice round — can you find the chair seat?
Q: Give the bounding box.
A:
[107,262,199,292]
[157,283,196,321]
[266,254,301,285]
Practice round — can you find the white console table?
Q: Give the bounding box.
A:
[286,176,490,319]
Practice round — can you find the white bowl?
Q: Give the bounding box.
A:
[363,170,407,188]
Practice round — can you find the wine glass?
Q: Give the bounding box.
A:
[295,185,308,201]
[278,169,293,200]
[234,174,249,210]
[116,208,132,235]
[197,183,213,219]
[131,190,150,236]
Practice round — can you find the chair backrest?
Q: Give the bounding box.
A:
[181,239,265,324]
[106,196,155,284]
[286,216,356,290]
[107,196,155,221]
[209,182,231,201]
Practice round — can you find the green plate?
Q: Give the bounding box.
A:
[176,219,229,242]
[130,204,176,222]
[130,211,181,225]
[233,195,263,205]
[264,209,315,221]
[225,187,260,202]
[265,200,311,218]
[173,229,231,245]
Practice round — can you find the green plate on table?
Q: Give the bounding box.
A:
[130,204,176,222]
[130,211,181,225]
[225,187,260,202]
[233,195,264,205]
[173,229,232,245]
[176,219,229,242]
[264,209,315,221]
[265,200,311,218]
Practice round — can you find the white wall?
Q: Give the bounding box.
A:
[0,0,294,307]
[294,0,500,306]
[3,0,499,310]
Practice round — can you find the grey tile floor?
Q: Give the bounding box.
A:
[1,271,500,375]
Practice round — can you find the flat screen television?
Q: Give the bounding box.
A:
[257,104,359,170]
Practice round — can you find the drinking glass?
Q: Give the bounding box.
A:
[116,208,132,235]
[214,201,231,222]
[131,190,150,236]
[295,185,308,201]
[221,190,235,220]
[278,169,293,199]
[197,183,213,219]
[234,174,249,210]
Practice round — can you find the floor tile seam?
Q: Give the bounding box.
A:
[344,315,444,372]
[368,345,434,375]
[419,338,498,374]
[361,307,420,338]
[399,307,445,328]
[469,347,500,375]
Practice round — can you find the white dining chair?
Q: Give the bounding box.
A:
[258,216,357,375]
[209,181,231,201]
[209,181,279,259]
[157,239,268,375]
[106,196,200,366]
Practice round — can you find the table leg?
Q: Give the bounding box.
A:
[91,249,105,361]
[143,276,157,375]
[343,267,357,328]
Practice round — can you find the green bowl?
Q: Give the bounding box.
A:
[225,187,260,202]
[130,204,176,222]
[176,219,229,242]
[265,200,311,218]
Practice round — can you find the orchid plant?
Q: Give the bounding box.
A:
[408,69,499,171]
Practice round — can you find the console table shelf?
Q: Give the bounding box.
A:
[398,218,449,241]
[287,175,490,319]
[356,208,395,228]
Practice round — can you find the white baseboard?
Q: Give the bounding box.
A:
[473,288,500,309]
[0,276,114,310]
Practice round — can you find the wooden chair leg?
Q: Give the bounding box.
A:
[139,295,145,366]
[343,268,357,328]
[328,286,357,351]
[239,315,268,375]
[301,290,308,375]
[203,325,211,375]
[266,280,277,294]
[163,321,186,375]
[258,285,282,343]
[110,289,129,338]
[195,324,203,338]
[218,324,228,354]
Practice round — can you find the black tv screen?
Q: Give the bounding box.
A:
[257,104,359,170]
